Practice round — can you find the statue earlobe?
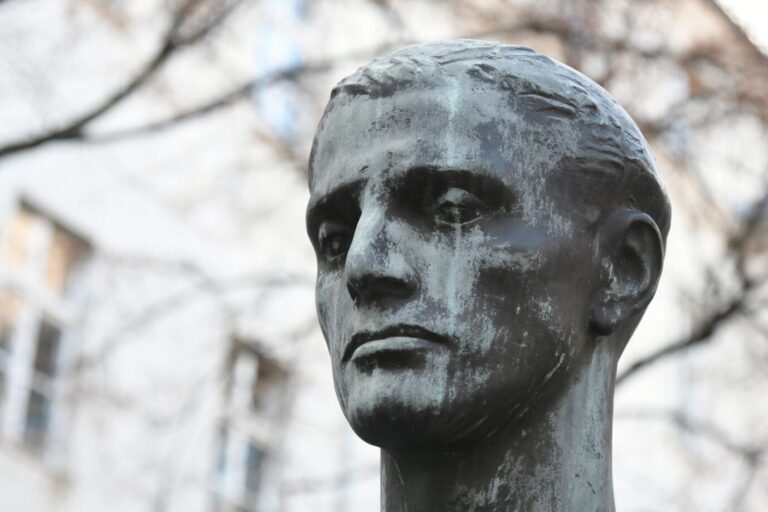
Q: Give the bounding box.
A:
[589,210,665,337]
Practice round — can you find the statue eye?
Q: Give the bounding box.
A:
[433,188,485,226]
[318,222,353,263]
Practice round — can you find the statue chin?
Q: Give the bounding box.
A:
[340,354,584,454]
[341,384,524,452]
[347,404,478,452]
[347,408,440,451]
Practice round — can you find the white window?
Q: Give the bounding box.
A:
[0,201,90,456]
[211,340,288,512]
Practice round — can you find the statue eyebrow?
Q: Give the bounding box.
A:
[306,179,363,235]
[392,166,516,206]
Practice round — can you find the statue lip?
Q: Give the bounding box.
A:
[344,324,448,362]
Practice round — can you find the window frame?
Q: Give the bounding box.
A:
[0,198,91,462]
[211,339,290,512]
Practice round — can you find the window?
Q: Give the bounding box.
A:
[24,320,62,450]
[211,340,288,511]
[0,201,90,455]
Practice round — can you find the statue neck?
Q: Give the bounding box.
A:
[380,342,618,512]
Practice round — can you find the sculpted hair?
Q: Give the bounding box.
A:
[310,39,671,239]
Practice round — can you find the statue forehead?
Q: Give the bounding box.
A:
[309,79,583,199]
[309,39,665,196]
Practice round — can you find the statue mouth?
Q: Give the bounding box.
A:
[343,324,449,363]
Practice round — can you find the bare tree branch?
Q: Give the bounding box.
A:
[618,188,768,385]
[0,0,243,159]
[616,295,746,385]
[74,257,313,373]
[88,60,333,144]
[1,36,409,155]
[617,408,765,462]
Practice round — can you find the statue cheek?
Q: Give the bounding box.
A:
[472,247,544,297]
[315,273,351,356]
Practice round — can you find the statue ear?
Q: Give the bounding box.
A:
[589,210,664,336]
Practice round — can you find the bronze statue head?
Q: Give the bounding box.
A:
[307,40,669,455]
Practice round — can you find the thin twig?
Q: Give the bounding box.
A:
[0,0,241,159]
[618,188,768,385]
[88,61,332,143]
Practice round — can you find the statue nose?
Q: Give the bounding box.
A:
[344,208,417,307]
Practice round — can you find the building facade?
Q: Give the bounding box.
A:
[0,0,767,511]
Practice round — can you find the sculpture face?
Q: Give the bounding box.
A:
[307,79,604,449]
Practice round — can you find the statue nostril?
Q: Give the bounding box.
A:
[346,272,417,307]
[376,276,417,297]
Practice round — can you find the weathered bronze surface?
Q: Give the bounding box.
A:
[307,39,670,512]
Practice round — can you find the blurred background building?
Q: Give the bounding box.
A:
[0,0,767,511]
